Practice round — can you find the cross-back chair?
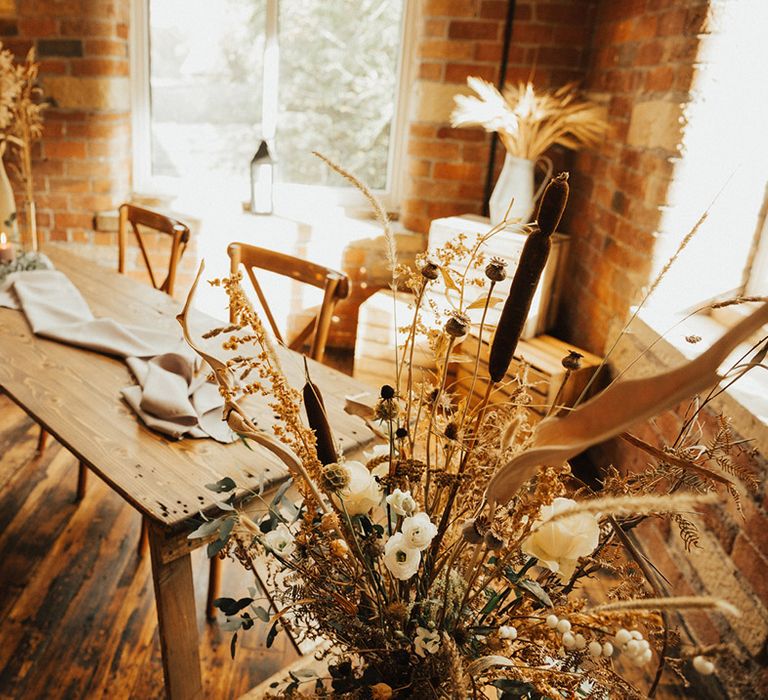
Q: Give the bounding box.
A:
[227,242,350,363]
[118,203,191,297]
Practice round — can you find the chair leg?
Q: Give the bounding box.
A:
[76,461,88,501]
[138,517,149,557]
[36,427,49,454]
[206,555,222,621]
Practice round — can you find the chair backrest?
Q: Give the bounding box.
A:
[227,242,350,363]
[117,203,191,297]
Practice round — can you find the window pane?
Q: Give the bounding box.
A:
[276,0,404,190]
[149,0,266,186]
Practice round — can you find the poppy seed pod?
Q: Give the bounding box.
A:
[380,384,396,400]
[445,312,470,338]
[420,259,440,280]
[485,256,508,282]
[561,351,583,371]
[534,172,569,237]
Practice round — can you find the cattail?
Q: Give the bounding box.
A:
[534,171,569,237]
[303,367,337,465]
[487,174,571,382]
[488,225,551,382]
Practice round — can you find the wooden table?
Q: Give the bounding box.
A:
[0,247,375,699]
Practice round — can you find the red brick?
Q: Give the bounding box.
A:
[44,141,87,159]
[732,532,768,607]
[420,39,474,60]
[424,19,448,37]
[474,42,502,62]
[55,212,94,229]
[38,58,68,74]
[84,39,127,57]
[480,0,507,20]
[419,62,443,80]
[436,126,485,142]
[448,20,499,41]
[645,65,674,92]
[656,7,687,37]
[445,62,496,83]
[423,0,476,17]
[407,140,461,160]
[535,2,592,24]
[59,19,116,38]
[511,22,553,44]
[47,177,90,193]
[71,58,129,77]
[17,17,58,36]
[433,162,484,180]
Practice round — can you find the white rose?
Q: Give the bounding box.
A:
[386,488,417,516]
[383,533,421,580]
[414,626,441,657]
[521,497,600,581]
[401,512,438,551]
[263,523,295,556]
[335,460,382,516]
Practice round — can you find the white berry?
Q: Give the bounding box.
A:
[639,639,650,652]
[615,629,631,645]
[630,629,643,640]
[556,619,572,634]
[641,649,653,664]
[499,625,517,640]
[588,641,603,657]
[626,640,641,655]
[545,614,559,629]
[574,633,586,650]
[562,631,576,649]
[602,642,614,657]
[693,655,715,675]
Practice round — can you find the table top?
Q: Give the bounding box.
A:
[0,247,375,528]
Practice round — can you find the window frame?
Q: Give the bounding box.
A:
[129,0,417,212]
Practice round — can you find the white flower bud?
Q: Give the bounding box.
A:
[562,632,576,649]
[556,619,572,634]
[545,614,559,629]
[693,655,715,675]
[588,641,603,657]
[602,642,614,657]
[574,634,586,650]
[615,629,631,645]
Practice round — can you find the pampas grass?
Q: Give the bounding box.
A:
[451,77,606,160]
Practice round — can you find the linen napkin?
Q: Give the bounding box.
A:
[2,268,235,442]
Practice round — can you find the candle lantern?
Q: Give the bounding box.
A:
[0,231,15,264]
[249,140,275,215]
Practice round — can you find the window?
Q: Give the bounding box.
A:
[130,0,415,210]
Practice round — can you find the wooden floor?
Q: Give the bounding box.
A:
[0,395,297,700]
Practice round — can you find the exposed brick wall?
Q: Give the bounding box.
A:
[1,0,131,261]
[400,0,596,236]
[558,0,710,354]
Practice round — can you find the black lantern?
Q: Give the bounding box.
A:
[249,140,275,215]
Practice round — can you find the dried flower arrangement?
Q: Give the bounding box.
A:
[451,77,605,160]
[179,159,767,698]
[0,43,46,250]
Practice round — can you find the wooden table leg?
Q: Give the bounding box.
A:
[148,521,204,700]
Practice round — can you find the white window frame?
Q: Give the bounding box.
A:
[129,0,417,212]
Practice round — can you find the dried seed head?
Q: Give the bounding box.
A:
[484,529,506,550]
[561,351,583,371]
[395,426,409,439]
[320,512,340,532]
[321,463,350,492]
[380,384,396,400]
[461,517,485,544]
[444,421,459,440]
[420,258,440,280]
[375,398,400,422]
[371,682,394,700]
[485,256,508,282]
[445,311,471,338]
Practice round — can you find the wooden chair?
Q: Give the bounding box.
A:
[227,242,350,363]
[203,243,350,619]
[67,204,192,555]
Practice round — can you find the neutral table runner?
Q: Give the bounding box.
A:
[0,268,234,442]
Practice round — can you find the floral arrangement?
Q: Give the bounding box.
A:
[180,159,767,698]
[0,42,46,249]
[451,77,605,161]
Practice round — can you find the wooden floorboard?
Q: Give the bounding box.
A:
[0,395,297,700]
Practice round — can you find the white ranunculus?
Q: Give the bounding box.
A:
[521,497,600,581]
[335,460,383,516]
[386,488,417,516]
[383,533,421,580]
[263,523,295,556]
[401,512,438,551]
[414,626,441,657]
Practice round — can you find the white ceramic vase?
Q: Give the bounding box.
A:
[0,145,18,242]
[489,153,552,226]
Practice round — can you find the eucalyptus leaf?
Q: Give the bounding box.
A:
[187,516,225,540]
[207,538,227,558]
[252,605,271,622]
[518,578,553,607]
[205,476,237,493]
[266,620,279,648]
